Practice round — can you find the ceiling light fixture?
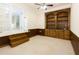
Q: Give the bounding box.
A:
[35,3,53,10]
[40,5,47,10]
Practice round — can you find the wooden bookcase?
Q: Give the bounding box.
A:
[46,12,56,29]
[57,11,69,30]
[45,8,70,40]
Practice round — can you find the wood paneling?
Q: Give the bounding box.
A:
[0,36,9,48]
[70,31,79,55]
[37,29,45,36]
[28,29,45,37]
[28,29,38,37]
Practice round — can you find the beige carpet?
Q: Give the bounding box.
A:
[0,35,75,55]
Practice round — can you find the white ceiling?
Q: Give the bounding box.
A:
[28,3,71,10]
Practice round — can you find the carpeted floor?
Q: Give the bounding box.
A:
[0,35,75,55]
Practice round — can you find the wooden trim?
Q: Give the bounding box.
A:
[70,31,79,55]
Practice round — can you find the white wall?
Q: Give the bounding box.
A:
[71,3,79,37]
[36,10,45,29]
[10,3,38,29]
[0,3,38,33]
[37,4,71,29]
[0,4,12,32]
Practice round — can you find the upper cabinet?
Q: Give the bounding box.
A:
[45,8,70,30]
[46,12,56,29]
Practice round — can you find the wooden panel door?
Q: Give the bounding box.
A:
[64,30,70,40]
[56,30,64,39]
[45,29,56,38]
[45,12,56,29]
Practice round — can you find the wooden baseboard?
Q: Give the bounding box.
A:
[70,31,79,55]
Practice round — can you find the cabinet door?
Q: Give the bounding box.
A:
[45,29,56,38]
[45,29,49,36]
[56,9,70,30]
[46,12,56,29]
[50,29,56,38]
[64,30,70,40]
[56,30,64,39]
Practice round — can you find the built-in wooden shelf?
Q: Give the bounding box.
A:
[45,8,70,40]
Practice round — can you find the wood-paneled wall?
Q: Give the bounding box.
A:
[28,29,45,37]
[28,29,38,37]
[70,31,79,55]
[0,36,9,48]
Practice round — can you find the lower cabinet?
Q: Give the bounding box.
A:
[9,33,29,47]
[45,29,70,40]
